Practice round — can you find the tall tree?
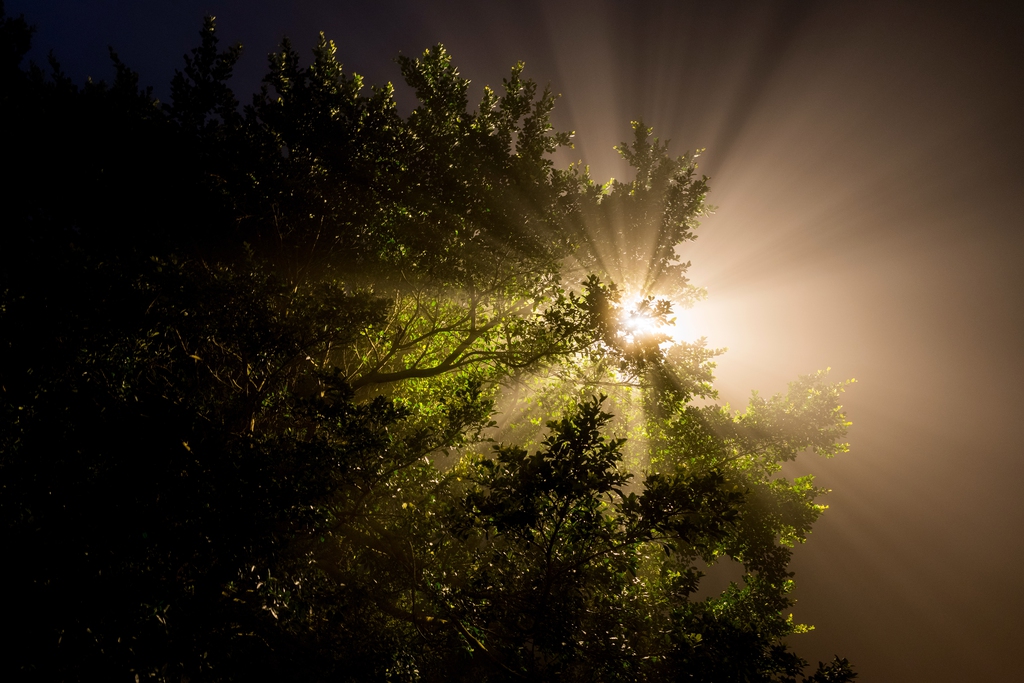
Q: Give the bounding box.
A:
[0,9,855,682]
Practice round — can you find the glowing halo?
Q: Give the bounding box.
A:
[614,294,687,348]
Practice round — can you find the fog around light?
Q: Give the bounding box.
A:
[5,1,1022,680]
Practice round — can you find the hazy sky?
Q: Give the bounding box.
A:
[10,1,1023,680]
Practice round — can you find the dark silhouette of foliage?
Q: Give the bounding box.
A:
[0,6,855,682]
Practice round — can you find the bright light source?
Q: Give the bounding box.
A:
[616,295,682,348]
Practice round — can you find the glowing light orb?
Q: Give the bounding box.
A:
[616,295,687,348]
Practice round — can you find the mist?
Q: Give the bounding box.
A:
[9,0,1022,679]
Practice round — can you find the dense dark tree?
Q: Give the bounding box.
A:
[0,6,856,681]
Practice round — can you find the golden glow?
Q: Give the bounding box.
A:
[616,295,693,348]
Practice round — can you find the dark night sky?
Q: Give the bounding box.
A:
[9,1,1023,680]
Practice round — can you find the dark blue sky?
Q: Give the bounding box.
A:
[9,1,1024,680]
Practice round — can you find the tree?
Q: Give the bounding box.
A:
[0,8,856,682]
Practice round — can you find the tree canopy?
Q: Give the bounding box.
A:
[0,8,856,682]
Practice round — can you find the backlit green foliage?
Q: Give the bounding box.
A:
[0,8,855,682]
